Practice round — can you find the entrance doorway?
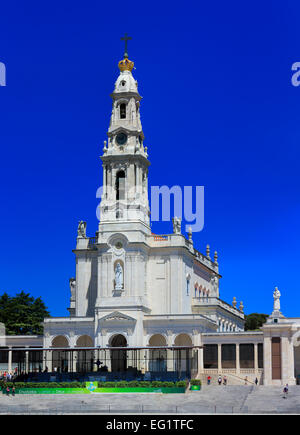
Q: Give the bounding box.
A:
[294,342,300,383]
[110,334,127,372]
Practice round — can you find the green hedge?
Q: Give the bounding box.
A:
[1,380,188,390]
[190,379,201,386]
[97,380,188,388]
[1,381,85,389]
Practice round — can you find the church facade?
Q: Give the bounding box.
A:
[42,50,245,354]
[1,46,300,387]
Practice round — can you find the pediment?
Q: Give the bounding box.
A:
[100,311,136,323]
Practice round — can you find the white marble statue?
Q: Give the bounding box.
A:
[273,287,281,311]
[77,221,87,238]
[69,278,76,299]
[172,217,182,234]
[115,262,123,290]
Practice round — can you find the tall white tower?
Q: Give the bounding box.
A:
[98,40,151,235]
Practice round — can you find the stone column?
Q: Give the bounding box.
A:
[141,349,147,374]
[166,332,174,372]
[8,348,12,373]
[103,165,107,199]
[263,336,272,385]
[25,348,29,373]
[218,344,222,373]
[127,164,135,200]
[198,348,204,374]
[254,343,258,374]
[106,165,111,201]
[42,351,47,371]
[108,165,113,202]
[145,169,149,205]
[288,338,296,383]
[281,335,296,385]
[47,350,53,372]
[236,343,240,375]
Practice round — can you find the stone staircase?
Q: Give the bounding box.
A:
[240,385,300,413]
[186,384,300,413]
[198,371,263,386]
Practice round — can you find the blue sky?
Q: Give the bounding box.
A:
[0,0,299,317]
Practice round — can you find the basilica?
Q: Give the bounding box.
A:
[1,42,300,387]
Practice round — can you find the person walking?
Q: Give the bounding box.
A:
[223,375,227,386]
[283,384,288,399]
[12,386,15,397]
[6,386,10,396]
[255,377,258,386]
[218,375,222,385]
[207,375,211,385]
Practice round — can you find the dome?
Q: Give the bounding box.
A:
[113,70,139,95]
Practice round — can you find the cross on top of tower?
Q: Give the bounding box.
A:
[121,33,132,58]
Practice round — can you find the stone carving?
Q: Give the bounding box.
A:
[102,312,134,322]
[172,217,182,234]
[107,315,126,321]
[273,287,281,312]
[115,262,124,290]
[77,221,87,238]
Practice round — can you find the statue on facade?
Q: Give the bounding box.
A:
[273,287,281,312]
[115,262,124,290]
[210,275,218,293]
[172,217,182,234]
[69,278,76,299]
[77,221,87,238]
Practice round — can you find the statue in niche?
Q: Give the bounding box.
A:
[115,262,124,290]
[77,221,86,238]
[273,287,281,311]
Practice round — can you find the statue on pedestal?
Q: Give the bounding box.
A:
[273,287,281,312]
[172,217,182,234]
[69,278,76,300]
[77,221,87,238]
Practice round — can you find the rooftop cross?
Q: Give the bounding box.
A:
[121,33,132,58]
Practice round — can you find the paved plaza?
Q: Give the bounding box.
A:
[1,385,300,414]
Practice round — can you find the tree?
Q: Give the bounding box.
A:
[244,313,269,331]
[0,291,50,335]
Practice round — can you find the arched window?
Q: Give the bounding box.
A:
[116,170,125,200]
[120,103,126,119]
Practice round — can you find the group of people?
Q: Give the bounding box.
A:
[207,375,260,386]
[0,371,16,381]
[4,385,15,396]
[206,375,290,398]
[207,375,228,385]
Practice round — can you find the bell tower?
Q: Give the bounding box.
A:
[98,34,151,232]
